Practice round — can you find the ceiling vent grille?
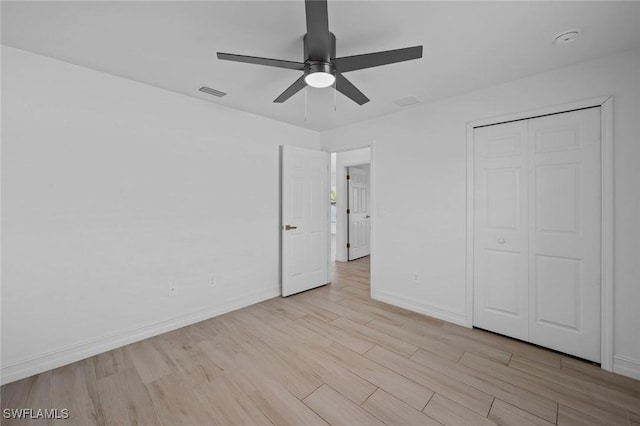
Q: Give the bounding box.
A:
[198,86,227,98]
[393,96,420,108]
[393,96,421,108]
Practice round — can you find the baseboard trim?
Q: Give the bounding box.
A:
[612,354,640,380]
[0,287,280,385]
[372,290,467,327]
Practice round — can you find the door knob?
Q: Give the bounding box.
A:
[365,215,371,219]
[498,238,505,244]
[284,225,297,230]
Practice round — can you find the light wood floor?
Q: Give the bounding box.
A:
[2,257,639,425]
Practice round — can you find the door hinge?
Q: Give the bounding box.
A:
[346,243,351,248]
[346,209,350,214]
[346,175,350,180]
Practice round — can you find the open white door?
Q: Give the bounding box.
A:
[281,146,330,297]
[347,166,370,260]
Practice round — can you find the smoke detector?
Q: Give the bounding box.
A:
[554,29,580,45]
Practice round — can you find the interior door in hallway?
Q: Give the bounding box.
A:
[281,146,330,296]
[347,166,370,260]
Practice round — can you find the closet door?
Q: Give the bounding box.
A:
[473,121,529,341]
[528,108,601,362]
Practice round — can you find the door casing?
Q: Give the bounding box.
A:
[465,96,614,370]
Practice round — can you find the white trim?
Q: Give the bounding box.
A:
[600,97,614,371]
[465,123,475,328]
[465,96,614,371]
[468,96,610,128]
[0,287,279,385]
[612,355,640,380]
[369,142,377,297]
[372,290,467,327]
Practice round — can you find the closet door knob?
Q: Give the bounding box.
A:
[498,238,506,244]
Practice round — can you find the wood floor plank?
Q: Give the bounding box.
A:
[459,351,628,425]
[124,338,175,385]
[145,373,217,425]
[50,361,99,426]
[297,293,374,324]
[423,394,497,426]
[285,297,341,322]
[149,326,205,363]
[269,341,377,406]
[200,333,323,400]
[296,315,375,354]
[330,317,418,357]
[303,384,384,426]
[192,372,274,425]
[90,347,134,381]
[557,404,615,426]
[561,356,640,395]
[94,368,161,425]
[488,399,556,426]
[323,342,434,411]
[260,297,309,320]
[248,379,328,426]
[171,351,225,386]
[366,318,465,361]
[403,318,512,364]
[335,296,408,326]
[510,354,640,415]
[0,372,52,426]
[361,388,442,426]
[366,345,495,416]
[414,350,557,423]
[241,304,333,347]
[442,322,563,368]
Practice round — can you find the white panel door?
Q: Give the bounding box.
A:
[473,121,529,341]
[281,146,330,297]
[348,166,370,260]
[528,108,601,362]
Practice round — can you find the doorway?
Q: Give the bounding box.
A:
[332,147,371,263]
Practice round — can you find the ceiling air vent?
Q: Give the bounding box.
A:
[198,86,227,98]
[393,96,421,108]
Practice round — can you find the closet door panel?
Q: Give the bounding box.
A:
[528,107,601,362]
[473,121,529,341]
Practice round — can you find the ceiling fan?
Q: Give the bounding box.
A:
[217,0,423,106]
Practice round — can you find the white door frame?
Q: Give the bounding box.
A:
[465,96,614,371]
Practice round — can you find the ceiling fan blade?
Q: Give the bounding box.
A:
[217,53,305,70]
[274,75,307,103]
[305,0,331,61]
[333,46,423,73]
[335,73,369,106]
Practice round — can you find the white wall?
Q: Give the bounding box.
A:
[334,148,371,262]
[1,47,319,384]
[321,48,640,379]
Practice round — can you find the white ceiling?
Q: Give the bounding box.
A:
[2,1,640,131]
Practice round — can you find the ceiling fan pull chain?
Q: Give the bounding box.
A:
[304,86,308,123]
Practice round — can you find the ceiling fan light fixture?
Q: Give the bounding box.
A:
[304,62,336,88]
[305,72,335,88]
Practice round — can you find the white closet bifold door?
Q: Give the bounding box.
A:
[473,107,602,362]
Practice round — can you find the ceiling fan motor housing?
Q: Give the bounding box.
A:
[304,32,336,62]
[305,61,335,77]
